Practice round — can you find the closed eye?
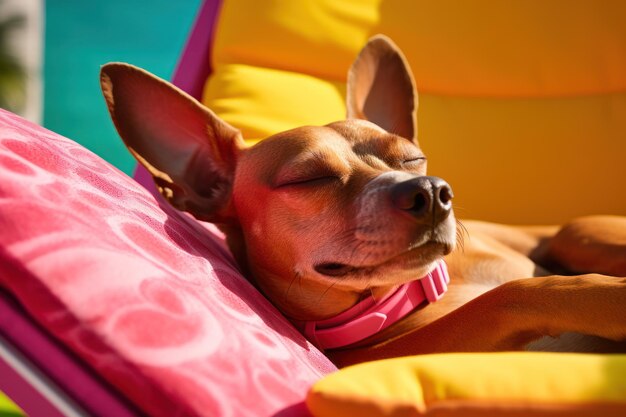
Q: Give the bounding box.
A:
[402,156,427,169]
[277,175,339,188]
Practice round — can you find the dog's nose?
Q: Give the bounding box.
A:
[391,176,453,222]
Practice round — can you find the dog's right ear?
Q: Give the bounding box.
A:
[347,35,417,142]
[100,63,245,223]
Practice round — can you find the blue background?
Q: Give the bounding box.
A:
[43,0,202,174]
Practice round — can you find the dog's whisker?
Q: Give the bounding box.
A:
[456,219,469,253]
[455,233,464,253]
[348,239,370,263]
[283,272,299,302]
[316,281,337,305]
[451,204,468,215]
[336,226,365,243]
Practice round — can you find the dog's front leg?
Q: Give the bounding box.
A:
[329,274,626,367]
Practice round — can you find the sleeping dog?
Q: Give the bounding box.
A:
[100,35,626,367]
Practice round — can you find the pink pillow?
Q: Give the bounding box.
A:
[0,109,336,417]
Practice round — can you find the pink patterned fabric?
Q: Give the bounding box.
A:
[0,291,141,417]
[0,109,336,417]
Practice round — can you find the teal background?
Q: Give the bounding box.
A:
[43,0,202,175]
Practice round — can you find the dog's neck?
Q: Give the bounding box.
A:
[292,261,450,350]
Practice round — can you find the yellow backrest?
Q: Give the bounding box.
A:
[204,0,626,223]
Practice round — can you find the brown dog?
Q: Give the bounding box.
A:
[100,35,626,367]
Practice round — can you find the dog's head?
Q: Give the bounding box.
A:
[101,35,456,320]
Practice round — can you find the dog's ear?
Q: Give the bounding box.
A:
[100,63,245,223]
[346,35,417,142]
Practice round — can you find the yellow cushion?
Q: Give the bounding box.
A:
[204,0,626,223]
[204,64,345,142]
[307,353,626,416]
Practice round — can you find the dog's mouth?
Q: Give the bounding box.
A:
[313,240,451,278]
[314,263,357,277]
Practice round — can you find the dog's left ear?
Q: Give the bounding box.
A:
[100,63,246,223]
[347,35,417,142]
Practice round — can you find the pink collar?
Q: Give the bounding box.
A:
[293,261,450,351]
